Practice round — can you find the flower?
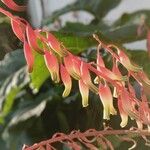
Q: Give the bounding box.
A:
[1,0,26,12]
[119,88,139,122]
[118,97,128,127]
[94,44,105,84]
[64,53,80,80]
[98,82,116,120]
[79,79,89,107]
[44,50,60,83]
[23,40,34,73]
[11,17,25,42]
[60,64,72,98]
[26,24,44,54]
[117,50,142,72]
[46,32,67,57]
[80,61,98,93]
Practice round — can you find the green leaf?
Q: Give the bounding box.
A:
[30,52,49,91]
[43,0,121,25]
[104,24,143,43]
[54,32,96,54]
[0,67,29,123]
[60,22,144,44]
[113,10,150,27]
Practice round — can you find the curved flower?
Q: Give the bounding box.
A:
[47,32,67,57]
[1,0,26,12]
[26,24,44,54]
[44,51,60,83]
[23,40,34,73]
[98,82,116,120]
[96,45,105,70]
[60,64,72,98]
[64,54,80,80]
[138,94,150,128]
[99,66,127,81]
[80,62,98,93]
[11,17,25,42]
[118,50,142,72]
[94,45,105,84]
[79,79,89,107]
[118,97,128,127]
[119,88,139,121]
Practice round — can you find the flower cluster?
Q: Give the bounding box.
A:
[1,0,150,130]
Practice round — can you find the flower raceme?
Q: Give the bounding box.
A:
[1,1,150,130]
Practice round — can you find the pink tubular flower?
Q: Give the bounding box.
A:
[64,54,80,80]
[98,82,116,120]
[47,32,67,57]
[117,50,142,72]
[80,61,98,93]
[99,66,127,82]
[1,0,26,12]
[118,97,128,127]
[119,88,139,121]
[44,51,60,83]
[60,64,72,98]
[23,40,34,73]
[11,17,25,42]
[94,45,105,84]
[138,93,150,129]
[96,44,105,70]
[79,79,89,107]
[26,24,44,54]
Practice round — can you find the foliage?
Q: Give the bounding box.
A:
[0,0,150,150]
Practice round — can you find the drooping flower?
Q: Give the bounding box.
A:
[46,32,67,57]
[79,79,89,107]
[64,53,80,80]
[98,82,117,120]
[44,50,60,83]
[94,44,105,84]
[80,61,98,93]
[26,24,44,54]
[1,0,26,12]
[99,66,127,82]
[119,88,139,121]
[11,17,26,42]
[117,50,142,72]
[112,59,125,97]
[23,40,34,73]
[118,97,128,128]
[96,44,105,70]
[60,64,72,98]
[138,93,150,129]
